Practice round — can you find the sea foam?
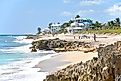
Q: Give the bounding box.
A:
[0,52,58,81]
[13,36,33,44]
[0,36,57,81]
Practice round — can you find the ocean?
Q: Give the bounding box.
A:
[0,35,55,81]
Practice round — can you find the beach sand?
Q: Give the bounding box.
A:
[32,34,121,73]
[35,34,121,47]
[32,34,121,77]
[35,51,98,73]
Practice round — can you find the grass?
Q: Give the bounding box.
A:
[80,29,121,34]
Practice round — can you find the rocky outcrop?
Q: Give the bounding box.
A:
[43,41,121,81]
[31,48,37,52]
[30,38,95,52]
[25,35,36,39]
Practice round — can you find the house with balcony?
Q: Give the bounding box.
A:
[66,18,93,33]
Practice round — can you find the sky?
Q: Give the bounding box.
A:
[0,0,121,34]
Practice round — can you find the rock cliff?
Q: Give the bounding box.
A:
[43,41,121,81]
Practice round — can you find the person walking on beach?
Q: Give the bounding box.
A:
[74,35,75,39]
[94,34,96,42]
[79,36,81,39]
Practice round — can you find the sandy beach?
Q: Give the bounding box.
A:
[32,34,121,70]
[35,51,98,73]
[30,34,121,80]
[35,34,121,47]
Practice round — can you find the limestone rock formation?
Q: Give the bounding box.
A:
[43,41,121,81]
[31,48,37,52]
[30,38,95,52]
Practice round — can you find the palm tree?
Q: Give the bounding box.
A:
[59,22,69,33]
[110,21,115,29]
[37,27,41,34]
[115,18,120,27]
[107,22,111,26]
[57,22,60,24]
[48,23,52,29]
[94,21,102,30]
[75,15,80,19]
[69,20,73,24]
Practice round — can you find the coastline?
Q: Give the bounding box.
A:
[1,0,121,80]
[34,51,98,73]
[1,34,120,81]
[0,36,61,81]
[21,34,121,81]
[33,34,121,45]
[41,36,121,81]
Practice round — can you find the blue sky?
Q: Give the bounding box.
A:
[0,0,121,34]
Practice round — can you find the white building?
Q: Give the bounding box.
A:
[42,28,51,34]
[66,18,93,33]
[49,23,61,33]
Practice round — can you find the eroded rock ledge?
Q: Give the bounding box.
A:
[43,41,121,81]
[30,38,96,52]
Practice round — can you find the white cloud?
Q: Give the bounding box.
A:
[106,3,121,16]
[61,9,94,17]
[76,9,94,16]
[61,11,72,16]
[80,0,103,5]
[63,0,71,3]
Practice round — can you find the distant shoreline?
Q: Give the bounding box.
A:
[0,34,36,36]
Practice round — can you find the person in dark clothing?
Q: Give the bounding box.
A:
[79,36,81,39]
[74,36,75,39]
[94,34,96,42]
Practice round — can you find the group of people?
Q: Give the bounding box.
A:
[74,34,97,42]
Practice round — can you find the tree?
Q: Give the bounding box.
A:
[106,18,120,29]
[75,15,80,19]
[58,22,69,33]
[115,18,120,27]
[107,22,111,26]
[57,22,60,24]
[69,20,73,24]
[48,23,52,29]
[93,21,102,30]
[110,21,115,29]
[37,27,41,34]
[107,20,115,29]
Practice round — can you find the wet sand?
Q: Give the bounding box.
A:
[35,51,98,73]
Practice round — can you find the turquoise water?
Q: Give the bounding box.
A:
[0,35,28,65]
[0,35,26,48]
[0,35,55,81]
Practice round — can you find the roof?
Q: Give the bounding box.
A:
[72,18,92,21]
[42,28,51,32]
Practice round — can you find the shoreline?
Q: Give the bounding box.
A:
[0,35,59,81]
[25,34,121,80]
[34,51,98,74]
[43,41,121,81]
